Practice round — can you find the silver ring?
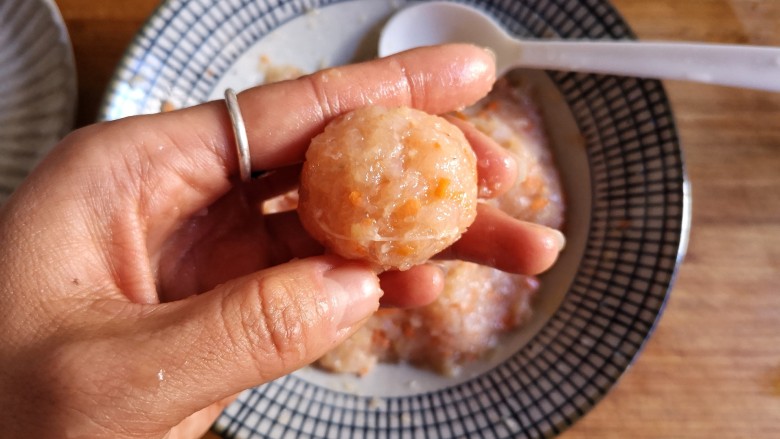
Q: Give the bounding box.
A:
[224,88,251,182]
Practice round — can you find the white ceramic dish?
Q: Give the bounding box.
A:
[101,1,690,437]
[0,0,76,205]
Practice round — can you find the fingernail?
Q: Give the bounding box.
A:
[324,264,382,330]
[481,47,497,83]
[527,223,566,252]
[550,229,566,251]
[482,46,496,61]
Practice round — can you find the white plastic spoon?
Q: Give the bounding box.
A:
[379,1,780,91]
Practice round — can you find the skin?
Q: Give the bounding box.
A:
[0,45,564,438]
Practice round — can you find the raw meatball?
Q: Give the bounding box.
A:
[298,106,478,271]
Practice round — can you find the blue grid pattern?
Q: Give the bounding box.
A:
[0,0,75,202]
[99,0,688,437]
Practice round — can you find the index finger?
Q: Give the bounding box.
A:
[157,44,495,171]
[102,44,496,223]
[234,44,497,169]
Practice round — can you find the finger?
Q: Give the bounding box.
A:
[196,205,445,307]
[379,264,444,308]
[65,45,495,241]
[439,203,565,275]
[234,44,496,169]
[444,115,518,199]
[143,256,382,422]
[158,208,320,303]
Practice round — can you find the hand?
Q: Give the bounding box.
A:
[0,45,563,438]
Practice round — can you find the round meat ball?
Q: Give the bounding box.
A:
[298,106,478,271]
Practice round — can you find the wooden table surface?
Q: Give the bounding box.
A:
[55,0,780,437]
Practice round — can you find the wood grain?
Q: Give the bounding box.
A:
[56,0,161,126]
[563,1,780,438]
[52,0,780,438]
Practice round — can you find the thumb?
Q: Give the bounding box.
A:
[145,255,380,420]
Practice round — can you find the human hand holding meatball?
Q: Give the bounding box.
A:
[0,45,564,438]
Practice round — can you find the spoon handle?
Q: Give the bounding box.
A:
[515,40,780,91]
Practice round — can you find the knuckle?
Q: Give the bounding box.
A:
[394,58,419,108]
[304,72,338,120]
[225,274,324,373]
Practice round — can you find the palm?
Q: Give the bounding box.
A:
[156,181,318,302]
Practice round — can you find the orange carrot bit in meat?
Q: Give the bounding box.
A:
[404,134,425,151]
[395,244,416,256]
[434,178,451,198]
[390,198,422,228]
[371,329,391,349]
[530,197,549,212]
[398,198,421,216]
[521,175,544,193]
[349,190,362,206]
